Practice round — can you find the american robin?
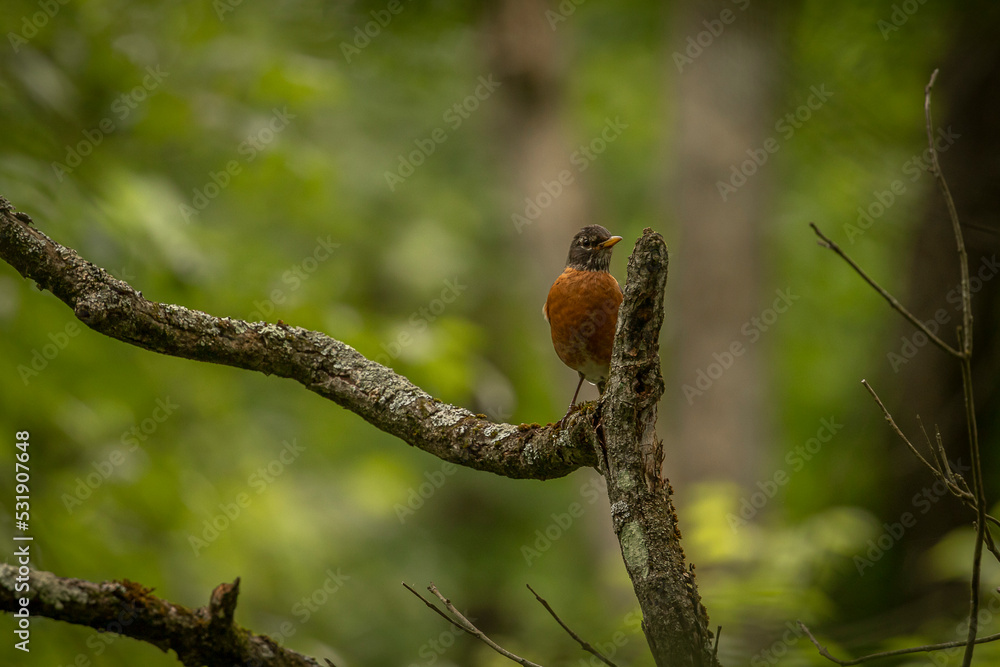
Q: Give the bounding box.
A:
[543,225,623,422]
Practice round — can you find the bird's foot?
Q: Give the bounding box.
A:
[555,404,576,429]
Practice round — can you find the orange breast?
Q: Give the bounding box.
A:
[544,268,623,383]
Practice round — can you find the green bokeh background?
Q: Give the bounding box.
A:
[1,1,999,665]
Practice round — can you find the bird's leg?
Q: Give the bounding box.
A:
[570,372,586,407]
[557,373,586,427]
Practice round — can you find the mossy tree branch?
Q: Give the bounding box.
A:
[0,564,329,667]
[0,195,596,480]
[0,197,715,665]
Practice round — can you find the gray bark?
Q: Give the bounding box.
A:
[602,229,719,667]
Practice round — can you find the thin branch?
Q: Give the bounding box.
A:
[959,359,987,667]
[401,582,469,634]
[933,428,959,489]
[982,523,1000,566]
[862,380,940,475]
[864,381,1000,563]
[526,584,619,667]
[807,71,994,667]
[924,68,972,356]
[918,417,947,481]
[925,67,987,667]
[0,565,326,667]
[425,584,544,667]
[0,196,598,481]
[405,582,544,666]
[799,621,1000,666]
[809,222,961,358]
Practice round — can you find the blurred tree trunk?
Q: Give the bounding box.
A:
[665,1,780,486]
[460,1,604,659]
[483,0,592,254]
[480,0,599,419]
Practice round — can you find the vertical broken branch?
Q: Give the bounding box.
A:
[600,228,718,667]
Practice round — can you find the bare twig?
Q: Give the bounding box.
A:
[401,582,469,633]
[406,582,544,667]
[861,380,939,475]
[809,222,961,358]
[526,584,619,667]
[800,621,1000,666]
[918,417,948,481]
[423,584,544,667]
[924,69,972,355]
[923,424,996,553]
[807,70,993,667]
[863,382,969,500]
[925,67,987,667]
[864,381,1000,563]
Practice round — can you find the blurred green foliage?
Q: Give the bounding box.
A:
[1,0,998,665]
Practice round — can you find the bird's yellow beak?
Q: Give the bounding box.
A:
[599,236,623,249]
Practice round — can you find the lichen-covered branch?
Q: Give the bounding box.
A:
[0,195,596,480]
[0,564,327,667]
[600,229,718,667]
[1,198,718,665]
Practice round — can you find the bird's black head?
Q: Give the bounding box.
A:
[565,225,622,272]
